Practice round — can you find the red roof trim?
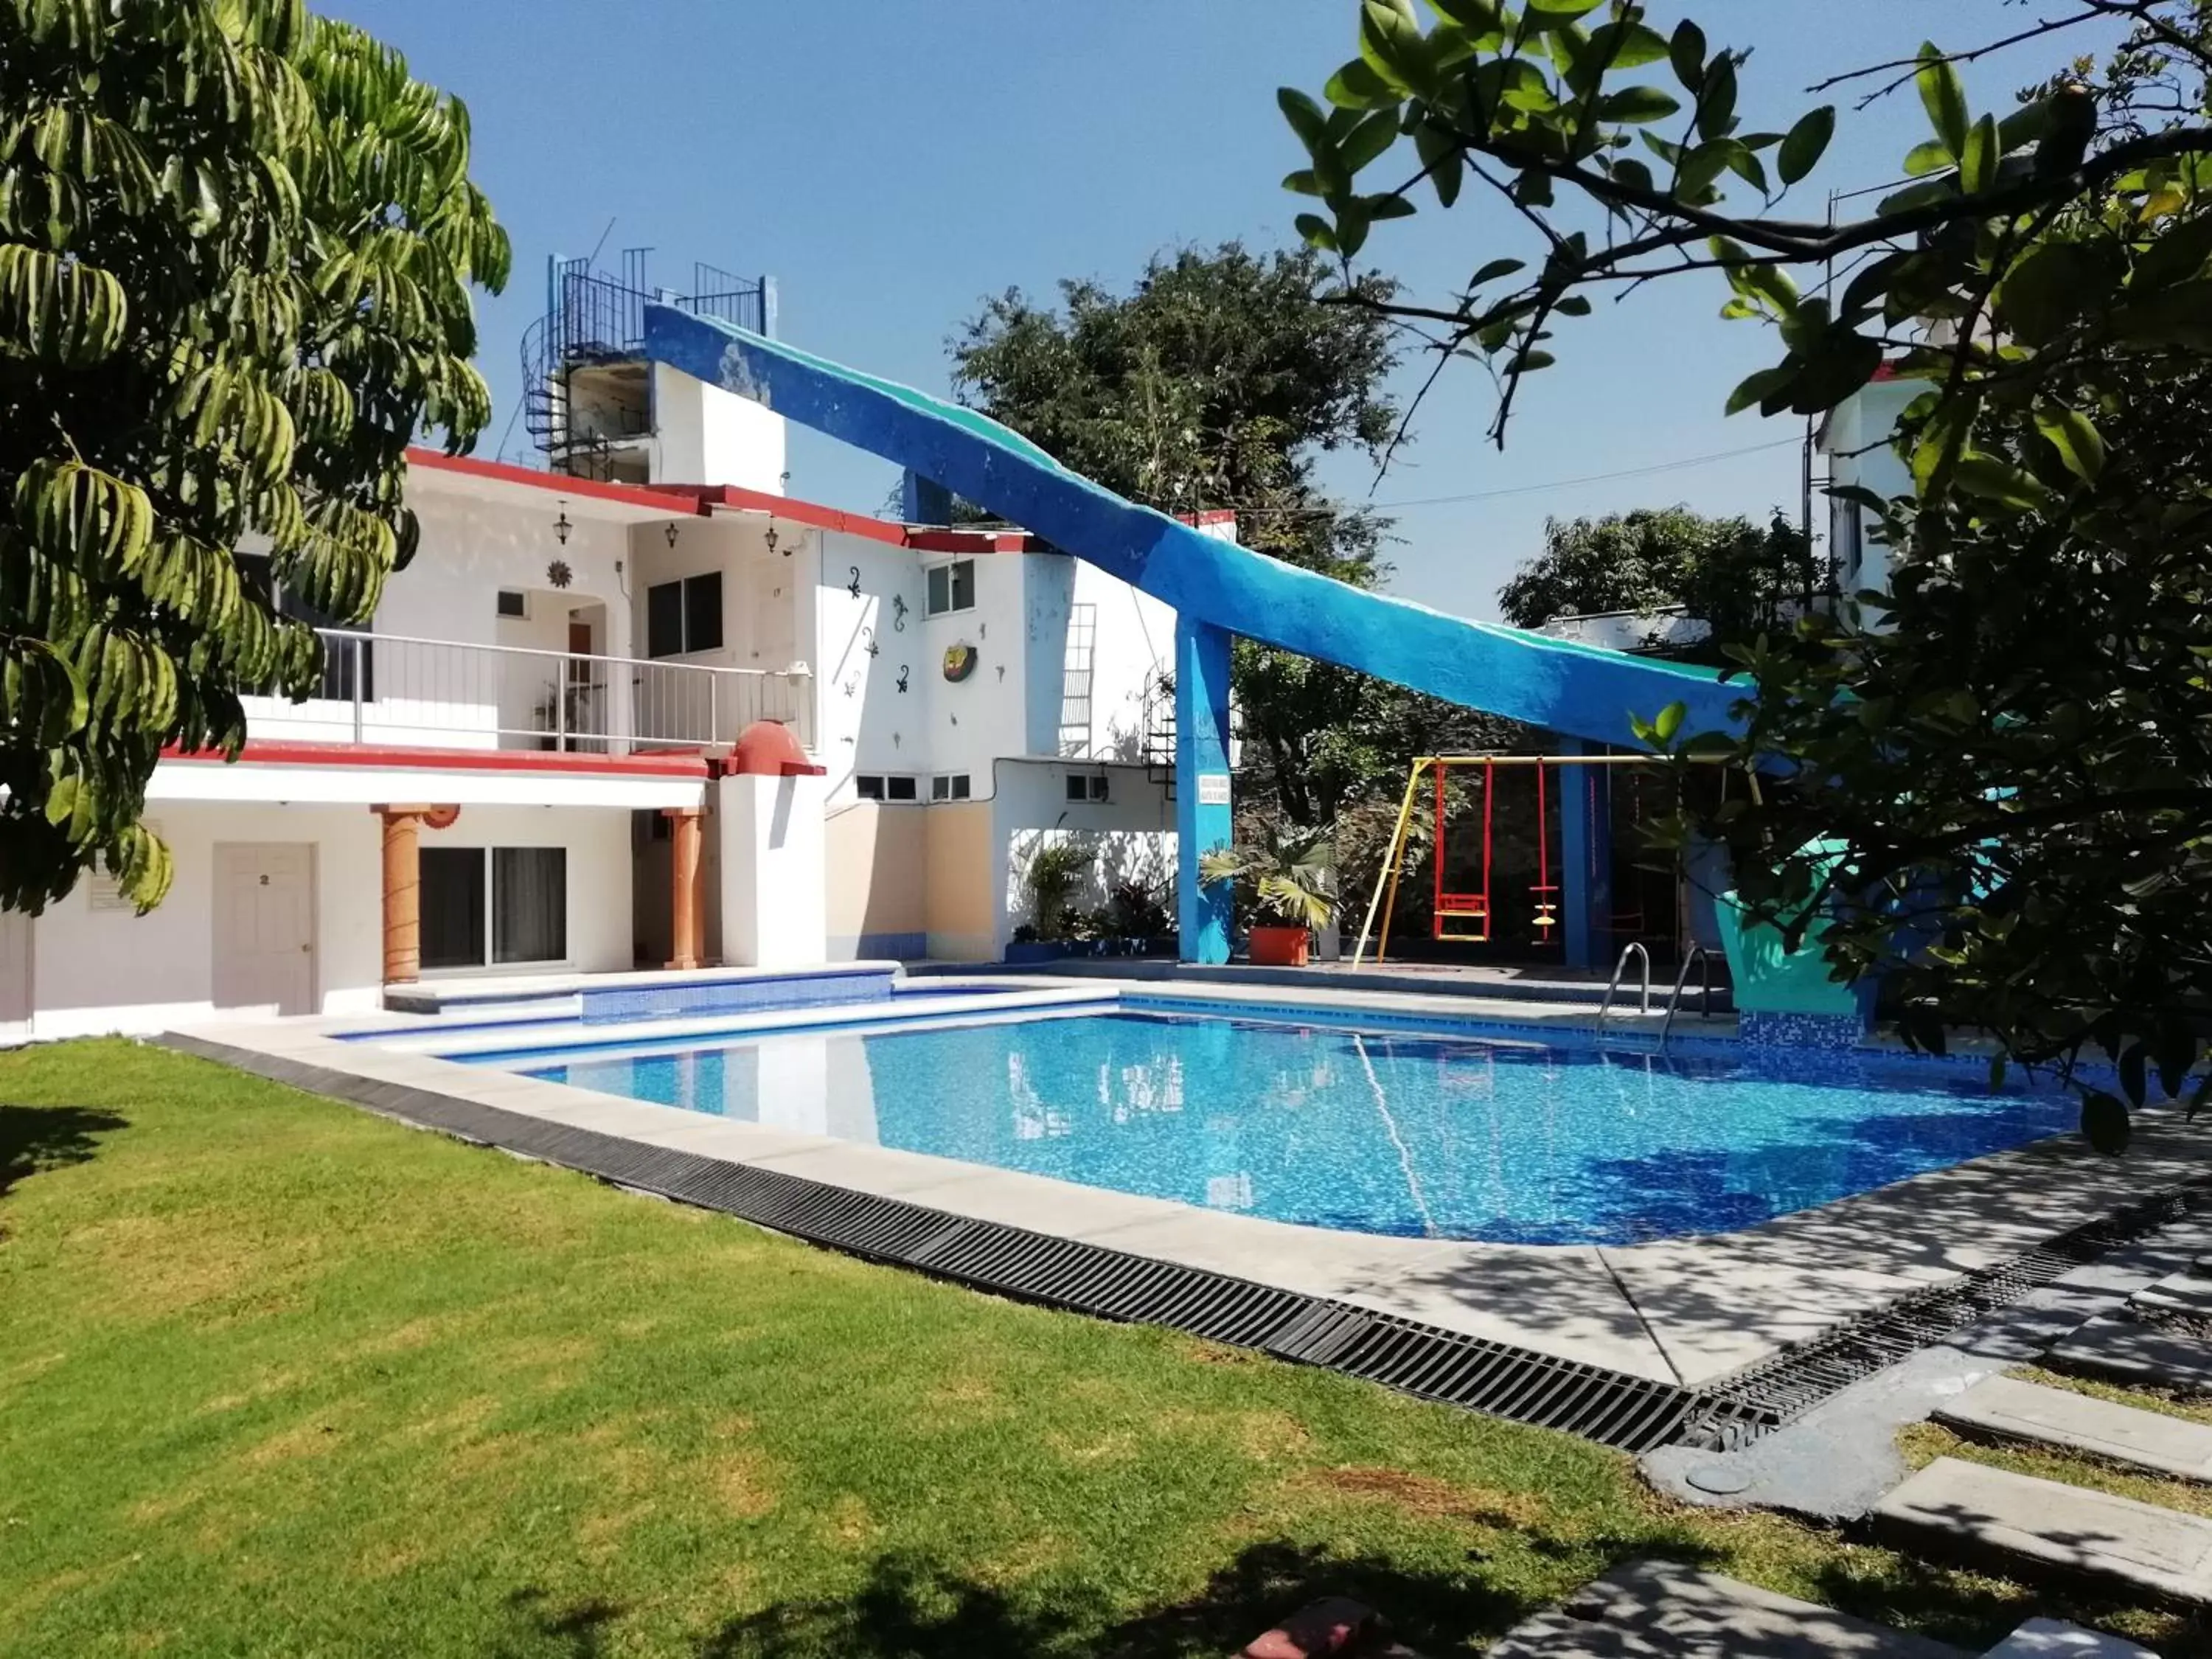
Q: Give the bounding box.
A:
[403,447,703,516]
[660,481,912,546]
[904,529,1039,554]
[161,740,712,779]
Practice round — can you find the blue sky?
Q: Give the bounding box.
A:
[328,1,2113,619]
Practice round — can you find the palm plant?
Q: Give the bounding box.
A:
[1200,824,1338,931]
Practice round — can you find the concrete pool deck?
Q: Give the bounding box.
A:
[164,978,2212,1393]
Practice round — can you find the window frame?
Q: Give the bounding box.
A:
[924,557,975,618]
[645,572,725,658]
[930,773,973,802]
[1065,773,1110,804]
[417,846,570,973]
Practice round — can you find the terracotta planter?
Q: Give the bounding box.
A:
[1248,925,1312,967]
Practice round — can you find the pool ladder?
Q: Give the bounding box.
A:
[1598,942,1718,1046]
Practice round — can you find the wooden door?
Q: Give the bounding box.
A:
[212,844,316,1016]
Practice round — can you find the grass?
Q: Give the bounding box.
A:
[0,1040,2189,1657]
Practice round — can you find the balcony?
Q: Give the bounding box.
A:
[237,629,813,758]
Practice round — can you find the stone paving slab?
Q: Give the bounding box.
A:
[1936,1374,2212,1482]
[1983,1618,2159,1658]
[2047,1318,2212,1396]
[1484,1558,1966,1658]
[2131,1274,2212,1321]
[1872,1456,2212,1605]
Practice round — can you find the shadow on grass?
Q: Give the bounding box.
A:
[495,1589,625,1659]
[695,1537,1730,1659]
[0,1103,127,1204]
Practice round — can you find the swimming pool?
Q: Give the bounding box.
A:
[501,1004,2082,1245]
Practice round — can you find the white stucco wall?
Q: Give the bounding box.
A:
[718,772,827,967]
[239,476,637,750]
[1071,557,1175,762]
[815,532,930,793]
[21,801,636,1039]
[1824,378,1918,619]
[992,759,1176,949]
[650,363,787,493]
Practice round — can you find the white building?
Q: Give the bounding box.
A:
[0,261,1193,1042]
[1820,367,1919,630]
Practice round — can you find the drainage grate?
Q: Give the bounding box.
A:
[164,1035,2200,1458]
[1680,1184,2207,1449]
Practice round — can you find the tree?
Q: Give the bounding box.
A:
[1496,505,1816,659]
[1276,1,2212,1140]
[1,0,508,914]
[953,243,1511,833]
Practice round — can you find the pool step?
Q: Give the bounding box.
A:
[1484,1558,1967,1658]
[2129,1274,2212,1324]
[1985,1619,2158,1658]
[2045,1318,2212,1397]
[1871,1456,2212,1605]
[1935,1375,2212,1484]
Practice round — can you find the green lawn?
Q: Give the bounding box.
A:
[0,1040,2187,1657]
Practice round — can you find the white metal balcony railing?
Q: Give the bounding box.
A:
[236,629,813,757]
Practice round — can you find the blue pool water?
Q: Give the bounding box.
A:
[515,1008,2083,1245]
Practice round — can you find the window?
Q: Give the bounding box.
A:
[418,847,568,970]
[646,572,724,658]
[925,558,975,617]
[1065,773,1109,803]
[236,552,372,701]
[931,773,971,801]
[496,589,529,619]
[855,774,920,802]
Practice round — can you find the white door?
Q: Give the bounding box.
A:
[0,910,30,1040]
[212,844,316,1016]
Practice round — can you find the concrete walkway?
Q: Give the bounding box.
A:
[2048,1318,2212,1395]
[1936,1375,2212,1484]
[1874,1456,2212,1606]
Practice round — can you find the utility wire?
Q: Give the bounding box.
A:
[1231,436,1804,517]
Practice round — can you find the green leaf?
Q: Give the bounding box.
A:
[1902,139,1953,177]
[2130,212,2212,293]
[1996,240,2107,346]
[1413,121,1463,208]
[1667,18,1705,93]
[1324,57,1401,111]
[1777,105,1834,187]
[1915,42,1969,158]
[1696,55,1737,142]
[2082,1091,2132,1154]
[1654,700,1685,744]
[2034,403,2106,482]
[1959,113,1999,194]
[1952,453,2052,512]
[1294,212,1338,252]
[1469,257,1524,288]
[1428,0,1504,40]
[1526,0,1604,21]
[1360,0,1431,96]
[1282,170,1321,195]
[1726,364,1797,416]
[1277,87,1329,149]
[1878,176,1957,216]
[1338,108,1400,175]
[2111,279,2212,349]
[1996,97,2051,153]
[1588,20,1670,69]
[1597,86,1681,125]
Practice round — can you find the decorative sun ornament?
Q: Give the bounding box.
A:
[942,643,978,683]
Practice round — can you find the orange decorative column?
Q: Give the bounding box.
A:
[665,807,704,970]
[372,805,459,985]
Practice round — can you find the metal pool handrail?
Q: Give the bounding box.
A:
[1660,945,1717,1047]
[1598,942,1651,1022]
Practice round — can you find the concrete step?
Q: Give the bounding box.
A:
[1873,1457,2212,1606]
[1983,1618,2157,1657]
[2130,1275,2212,1323]
[1484,1557,1966,1658]
[1935,1374,2212,1483]
[2046,1318,2212,1396]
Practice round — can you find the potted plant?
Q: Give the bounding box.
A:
[1200,827,1337,967]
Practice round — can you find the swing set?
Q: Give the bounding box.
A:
[1351,753,1703,967]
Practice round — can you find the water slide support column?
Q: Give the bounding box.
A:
[1175,615,1234,965]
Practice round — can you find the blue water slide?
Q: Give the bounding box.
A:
[643,306,1743,747]
[642,305,1754,967]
